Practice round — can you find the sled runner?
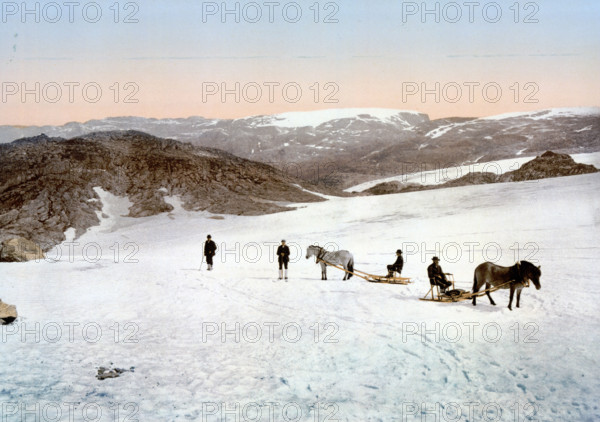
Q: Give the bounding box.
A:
[316,257,412,284]
[356,268,411,285]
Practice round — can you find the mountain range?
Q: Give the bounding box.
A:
[2,107,599,189]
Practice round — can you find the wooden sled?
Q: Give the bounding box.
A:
[366,276,412,285]
[420,274,511,303]
[316,259,412,284]
[355,269,411,285]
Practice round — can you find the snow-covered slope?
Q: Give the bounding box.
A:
[1,171,599,421]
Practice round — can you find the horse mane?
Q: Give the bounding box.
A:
[310,244,324,253]
[520,260,541,276]
[309,244,326,261]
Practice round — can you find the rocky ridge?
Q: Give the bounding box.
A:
[364,151,598,195]
[0,131,326,249]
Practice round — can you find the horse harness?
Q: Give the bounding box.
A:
[511,261,530,288]
[316,247,327,264]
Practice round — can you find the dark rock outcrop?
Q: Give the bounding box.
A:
[0,300,17,325]
[398,172,499,194]
[96,366,135,380]
[498,151,598,182]
[0,237,45,262]
[363,181,404,196]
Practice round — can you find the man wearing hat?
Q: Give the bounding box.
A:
[427,256,451,292]
[276,239,290,280]
[386,249,404,278]
[204,235,217,271]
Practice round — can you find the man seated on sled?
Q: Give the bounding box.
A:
[427,256,452,292]
[386,249,404,278]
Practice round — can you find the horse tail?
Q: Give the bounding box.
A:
[347,257,354,279]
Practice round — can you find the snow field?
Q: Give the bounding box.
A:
[1,172,599,421]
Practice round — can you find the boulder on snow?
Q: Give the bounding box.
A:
[0,300,17,325]
[364,181,404,195]
[96,366,135,380]
[0,237,45,262]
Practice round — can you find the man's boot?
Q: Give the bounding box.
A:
[208,264,212,271]
[284,269,288,280]
[279,269,283,280]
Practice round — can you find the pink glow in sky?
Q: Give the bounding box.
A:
[1,1,598,125]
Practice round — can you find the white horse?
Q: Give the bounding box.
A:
[306,245,354,280]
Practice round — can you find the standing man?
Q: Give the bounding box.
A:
[386,249,404,278]
[427,256,452,292]
[277,239,290,280]
[204,235,217,271]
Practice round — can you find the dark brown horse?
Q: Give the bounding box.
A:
[472,261,541,310]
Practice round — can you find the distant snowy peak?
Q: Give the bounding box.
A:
[247,108,426,128]
[423,107,600,139]
[480,107,600,121]
[242,107,599,129]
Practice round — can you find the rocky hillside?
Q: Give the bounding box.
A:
[352,110,600,181]
[365,151,598,195]
[2,108,598,189]
[0,110,429,169]
[498,151,599,182]
[0,131,326,249]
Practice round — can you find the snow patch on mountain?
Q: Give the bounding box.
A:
[425,123,467,139]
[254,108,423,128]
[89,187,134,233]
[576,126,593,132]
[480,107,600,121]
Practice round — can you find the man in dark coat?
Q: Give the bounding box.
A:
[204,235,217,270]
[427,256,452,292]
[277,239,290,280]
[386,249,404,277]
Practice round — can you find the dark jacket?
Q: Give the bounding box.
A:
[277,245,290,262]
[427,263,446,281]
[391,255,404,272]
[204,240,217,256]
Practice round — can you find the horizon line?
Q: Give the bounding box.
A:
[2,105,600,128]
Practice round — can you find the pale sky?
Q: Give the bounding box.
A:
[1,0,599,125]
